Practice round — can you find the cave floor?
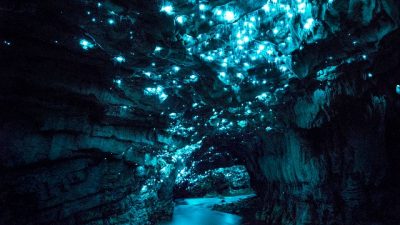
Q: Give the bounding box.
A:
[158,194,255,225]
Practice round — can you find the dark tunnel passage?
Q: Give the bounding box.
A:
[173,135,257,199]
[1,0,400,225]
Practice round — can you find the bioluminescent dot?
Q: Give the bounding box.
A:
[303,18,314,30]
[154,46,163,52]
[161,5,174,15]
[107,18,115,25]
[113,55,126,63]
[224,11,235,22]
[262,4,270,12]
[215,9,223,16]
[79,39,94,50]
[176,16,185,24]
[199,4,206,11]
[114,79,122,86]
[298,2,307,13]
[172,66,181,72]
[159,92,168,102]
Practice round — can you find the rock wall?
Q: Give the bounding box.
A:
[174,165,253,198]
[187,2,400,224]
[0,1,179,224]
[245,26,400,225]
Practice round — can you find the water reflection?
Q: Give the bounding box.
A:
[159,195,255,225]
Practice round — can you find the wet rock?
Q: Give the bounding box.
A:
[174,165,252,198]
[0,1,179,224]
[243,29,400,225]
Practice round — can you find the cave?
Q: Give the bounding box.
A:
[1,0,400,224]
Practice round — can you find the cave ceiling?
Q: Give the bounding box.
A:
[3,0,399,151]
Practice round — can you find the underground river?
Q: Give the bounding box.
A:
[159,194,255,225]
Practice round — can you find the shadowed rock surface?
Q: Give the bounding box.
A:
[174,165,253,198]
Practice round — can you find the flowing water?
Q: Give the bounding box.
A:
[159,194,255,225]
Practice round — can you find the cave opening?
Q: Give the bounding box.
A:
[160,164,257,225]
[157,134,260,224]
[174,165,254,199]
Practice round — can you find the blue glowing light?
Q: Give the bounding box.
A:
[218,71,231,84]
[172,65,181,72]
[224,11,235,22]
[237,120,247,128]
[79,39,94,50]
[396,85,400,95]
[199,4,206,11]
[161,5,174,15]
[124,0,340,135]
[154,46,163,52]
[107,18,115,25]
[113,55,126,63]
[298,2,307,13]
[257,44,265,53]
[159,93,168,102]
[144,85,168,102]
[256,92,271,102]
[114,79,122,86]
[169,113,177,119]
[176,16,185,24]
[262,4,270,12]
[188,74,198,83]
[303,18,314,30]
[236,73,244,79]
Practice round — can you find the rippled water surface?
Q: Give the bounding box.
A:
[159,194,255,225]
